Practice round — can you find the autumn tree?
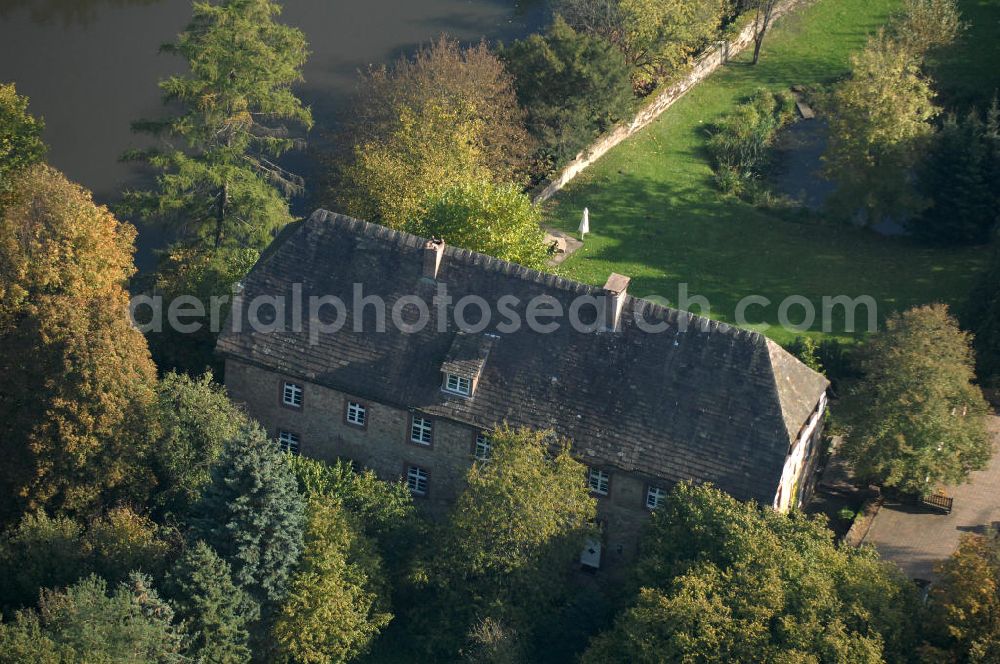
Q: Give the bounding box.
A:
[502,16,634,168]
[164,541,258,663]
[420,180,548,269]
[192,423,306,617]
[583,483,920,663]
[152,371,250,517]
[122,0,312,255]
[272,499,392,663]
[843,304,991,495]
[823,30,939,225]
[0,83,45,202]
[0,573,185,662]
[0,165,158,525]
[893,0,962,59]
[332,36,532,228]
[921,533,1000,662]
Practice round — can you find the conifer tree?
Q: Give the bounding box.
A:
[122,0,312,254]
[192,423,306,615]
[165,541,258,663]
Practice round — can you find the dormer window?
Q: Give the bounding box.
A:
[444,373,471,396]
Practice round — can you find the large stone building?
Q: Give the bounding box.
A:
[217,210,829,568]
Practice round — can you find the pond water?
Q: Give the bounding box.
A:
[0,0,543,263]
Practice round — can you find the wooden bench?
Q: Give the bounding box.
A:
[921,493,954,514]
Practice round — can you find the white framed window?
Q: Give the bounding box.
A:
[346,401,367,427]
[588,468,610,496]
[444,373,472,396]
[406,465,429,496]
[410,416,433,446]
[474,431,492,461]
[646,486,666,510]
[282,382,303,408]
[277,430,300,455]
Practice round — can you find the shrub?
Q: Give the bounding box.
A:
[706,89,796,193]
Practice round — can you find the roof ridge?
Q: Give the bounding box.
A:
[312,209,759,342]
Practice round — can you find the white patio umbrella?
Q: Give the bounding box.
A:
[578,207,590,238]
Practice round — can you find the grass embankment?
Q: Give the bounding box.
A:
[544,0,988,345]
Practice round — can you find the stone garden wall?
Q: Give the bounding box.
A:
[533,0,807,203]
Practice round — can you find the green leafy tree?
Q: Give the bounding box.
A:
[0,512,89,614]
[0,508,171,613]
[333,36,533,228]
[272,499,392,663]
[843,304,992,495]
[0,83,45,201]
[153,371,250,517]
[419,180,547,269]
[584,482,919,663]
[920,533,1000,663]
[192,423,306,614]
[164,540,258,663]
[912,105,1000,245]
[414,426,596,655]
[0,165,158,524]
[122,0,312,254]
[823,30,939,225]
[502,16,634,168]
[0,573,185,663]
[288,455,413,541]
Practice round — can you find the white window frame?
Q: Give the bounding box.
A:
[474,431,492,461]
[277,430,300,455]
[346,401,367,427]
[406,465,429,496]
[646,486,666,510]
[444,373,472,396]
[282,382,303,408]
[410,416,433,446]
[588,468,610,496]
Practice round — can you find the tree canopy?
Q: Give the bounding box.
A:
[0,573,185,663]
[272,499,392,663]
[502,16,634,168]
[192,422,306,614]
[419,180,548,269]
[843,304,992,495]
[0,83,45,201]
[121,0,312,254]
[332,36,532,229]
[0,165,158,524]
[584,482,920,663]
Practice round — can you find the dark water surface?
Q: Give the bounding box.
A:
[0,0,542,263]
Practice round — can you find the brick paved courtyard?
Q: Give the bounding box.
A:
[862,416,1000,580]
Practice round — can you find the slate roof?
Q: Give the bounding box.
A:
[217,210,829,504]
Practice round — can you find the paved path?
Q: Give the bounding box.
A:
[862,417,1000,580]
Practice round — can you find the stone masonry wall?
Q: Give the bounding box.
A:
[533,0,807,203]
[225,357,662,567]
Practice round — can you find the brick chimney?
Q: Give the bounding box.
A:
[602,273,631,332]
[423,239,445,280]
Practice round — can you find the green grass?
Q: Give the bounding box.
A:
[544,0,987,345]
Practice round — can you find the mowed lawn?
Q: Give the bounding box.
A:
[544,0,989,344]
